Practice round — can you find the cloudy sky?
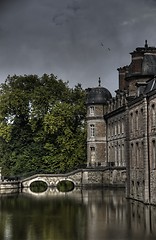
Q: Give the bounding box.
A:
[0,0,156,94]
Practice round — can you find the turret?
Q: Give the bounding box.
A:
[86,78,112,167]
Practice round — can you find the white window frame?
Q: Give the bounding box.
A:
[89,106,95,116]
[90,124,95,137]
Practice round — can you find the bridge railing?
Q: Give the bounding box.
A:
[20,166,126,182]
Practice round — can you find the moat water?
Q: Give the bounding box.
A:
[0,188,156,240]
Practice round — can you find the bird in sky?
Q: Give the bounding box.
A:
[100,43,111,51]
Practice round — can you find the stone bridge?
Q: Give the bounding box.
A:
[21,167,126,189]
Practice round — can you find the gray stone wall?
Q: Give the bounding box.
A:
[21,168,126,189]
[86,104,107,167]
[128,97,147,203]
[126,93,156,205]
[147,94,156,205]
[106,110,127,168]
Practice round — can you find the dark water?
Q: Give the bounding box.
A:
[0,188,156,240]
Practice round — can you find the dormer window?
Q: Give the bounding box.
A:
[136,82,147,96]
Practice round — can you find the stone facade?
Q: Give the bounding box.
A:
[86,41,156,205]
[21,168,126,189]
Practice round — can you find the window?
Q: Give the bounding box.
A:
[151,104,155,128]
[90,147,96,164]
[130,112,133,133]
[137,181,140,196]
[89,106,95,116]
[140,109,144,131]
[112,145,114,162]
[115,145,117,165]
[131,181,134,195]
[118,119,121,134]
[115,121,117,136]
[152,140,156,169]
[108,123,111,138]
[136,111,139,131]
[118,145,121,166]
[111,122,114,137]
[108,146,111,161]
[122,143,125,166]
[140,142,144,168]
[130,143,134,168]
[91,147,95,151]
[90,124,95,137]
[136,142,139,168]
[121,118,124,134]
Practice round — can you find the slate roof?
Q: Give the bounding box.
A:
[144,77,156,94]
[86,78,112,105]
[142,55,156,75]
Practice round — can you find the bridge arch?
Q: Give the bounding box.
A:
[56,179,76,192]
[56,178,76,187]
[26,178,49,188]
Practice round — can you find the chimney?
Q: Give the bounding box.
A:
[117,66,129,91]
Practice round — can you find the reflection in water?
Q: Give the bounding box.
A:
[0,189,156,240]
[127,200,156,239]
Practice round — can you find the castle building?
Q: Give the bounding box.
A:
[86,41,156,205]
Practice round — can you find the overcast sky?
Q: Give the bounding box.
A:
[0,0,156,94]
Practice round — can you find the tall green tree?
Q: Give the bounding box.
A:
[0,74,86,176]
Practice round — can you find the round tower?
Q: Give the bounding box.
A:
[86,78,112,167]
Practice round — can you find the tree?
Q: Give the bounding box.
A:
[43,101,86,173]
[0,74,86,176]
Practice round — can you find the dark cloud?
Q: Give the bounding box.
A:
[0,0,156,94]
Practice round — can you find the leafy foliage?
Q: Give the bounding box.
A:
[0,74,87,176]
